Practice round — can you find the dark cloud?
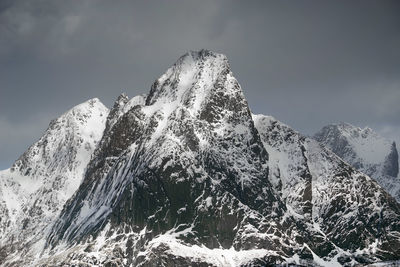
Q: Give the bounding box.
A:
[1,0,400,169]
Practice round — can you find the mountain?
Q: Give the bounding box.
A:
[1,50,400,266]
[254,115,400,265]
[0,98,108,264]
[314,123,400,202]
[43,50,293,266]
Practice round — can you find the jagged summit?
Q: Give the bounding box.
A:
[171,49,228,72]
[178,49,226,64]
[145,50,234,109]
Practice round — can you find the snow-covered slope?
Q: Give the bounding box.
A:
[314,123,400,202]
[0,98,109,264]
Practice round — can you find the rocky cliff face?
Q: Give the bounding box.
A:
[1,51,400,267]
[314,123,400,202]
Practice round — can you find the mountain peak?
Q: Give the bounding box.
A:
[145,50,232,108]
[180,49,227,64]
[12,97,108,174]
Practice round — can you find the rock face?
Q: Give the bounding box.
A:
[314,123,400,202]
[0,98,108,265]
[1,50,400,266]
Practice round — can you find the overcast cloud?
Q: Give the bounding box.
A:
[1,0,399,169]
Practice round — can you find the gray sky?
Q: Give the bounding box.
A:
[1,0,400,169]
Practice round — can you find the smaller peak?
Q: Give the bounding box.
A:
[65,98,107,117]
[83,97,101,103]
[84,98,106,109]
[77,97,102,106]
[86,97,100,103]
[57,98,108,128]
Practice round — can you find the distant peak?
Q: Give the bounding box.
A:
[337,122,353,128]
[320,122,368,135]
[332,123,378,138]
[323,122,354,130]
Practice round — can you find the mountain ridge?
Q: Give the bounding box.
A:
[0,50,400,266]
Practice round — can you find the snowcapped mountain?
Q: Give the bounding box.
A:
[0,98,108,264]
[44,50,292,266]
[314,123,400,202]
[1,50,400,266]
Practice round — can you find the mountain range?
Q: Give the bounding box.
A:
[0,50,399,267]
